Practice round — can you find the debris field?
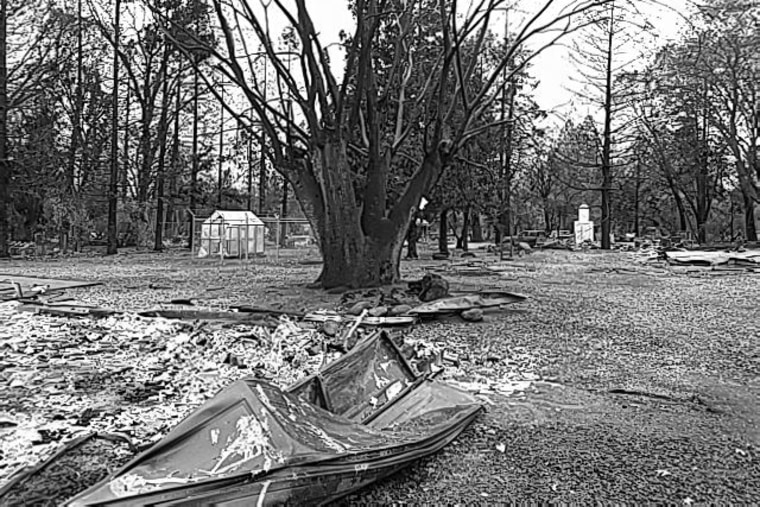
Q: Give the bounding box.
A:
[0,249,758,504]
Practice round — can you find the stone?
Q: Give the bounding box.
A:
[432,252,450,260]
[418,273,450,302]
[321,320,340,337]
[223,352,245,368]
[460,308,484,322]
[389,304,413,316]
[347,301,373,315]
[518,242,533,253]
[368,306,388,317]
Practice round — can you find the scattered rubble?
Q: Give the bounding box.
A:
[1,276,100,302]
[461,308,484,322]
[409,273,451,302]
[630,246,760,275]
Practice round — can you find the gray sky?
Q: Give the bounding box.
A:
[298,0,694,123]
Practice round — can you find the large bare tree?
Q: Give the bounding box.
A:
[162,0,612,287]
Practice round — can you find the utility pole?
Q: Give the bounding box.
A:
[106,0,121,255]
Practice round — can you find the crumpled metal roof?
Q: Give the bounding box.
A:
[67,332,483,506]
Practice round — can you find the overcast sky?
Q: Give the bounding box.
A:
[289,0,694,124]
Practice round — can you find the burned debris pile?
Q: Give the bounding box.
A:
[0,272,528,505]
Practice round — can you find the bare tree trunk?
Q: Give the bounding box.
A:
[744,192,757,242]
[633,158,641,236]
[498,12,514,241]
[106,0,121,255]
[286,135,442,288]
[188,63,199,250]
[153,46,171,251]
[0,0,7,258]
[279,176,288,247]
[470,209,483,242]
[122,84,130,198]
[167,66,181,240]
[216,89,224,209]
[461,206,470,251]
[246,136,253,211]
[695,84,712,245]
[286,140,401,288]
[454,212,464,249]
[438,209,448,254]
[258,130,266,214]
[137,96,155,203]
[67,0,83,194]
[600,1,615,250]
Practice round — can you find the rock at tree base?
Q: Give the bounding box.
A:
[408,273,450,302]
[368,306,388,317]
[461,308,484,322]
[347,301,373,315]
[432,252,450,260]
[321,320,340,337]
[389,304,413,316]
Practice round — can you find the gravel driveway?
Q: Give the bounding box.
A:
[1,248,758,504]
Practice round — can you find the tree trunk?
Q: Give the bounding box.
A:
[461,206,470,251]
[188,63,199,250]
[258,130,266,214]
[0,0,7,258]
[287,137,440,288]
[137,90,155,204]
[504,184,512,238]
[675,194,688,233]
[292,148,401,288]
[279,176,288,247]
[454,212,464,249]
[247,136,253,211]
[543,204,552,234]
[67,0,83,193]
[633,159,641,236]
[600,1,615,250]
[470,209,483,242]
[167,66,181,240]
[121,84,130,198]
[216,90,224,209]
[439,209,448,254]
[153,46,171,252]
[106,0,121,255]
[744,192,757,242]
[695,86,711,245]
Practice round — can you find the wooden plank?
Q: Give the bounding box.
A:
[0,275,101,300]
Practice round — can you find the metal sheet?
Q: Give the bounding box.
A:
[66,332,483,506]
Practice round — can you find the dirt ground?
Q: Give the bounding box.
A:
[1,246,758,504]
